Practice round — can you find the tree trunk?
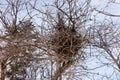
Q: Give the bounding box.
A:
[52,60,74,80]
[1,62,6,80]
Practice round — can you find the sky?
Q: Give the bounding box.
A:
[0,0,120,80]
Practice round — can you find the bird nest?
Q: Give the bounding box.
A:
[50,26,87,64]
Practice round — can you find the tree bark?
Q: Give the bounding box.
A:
[1,62,6,80]
[52,60,74,80]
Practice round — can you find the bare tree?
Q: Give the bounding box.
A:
[0,0,41,80]
[31,0,91,79]
[0,0,120,80]
[31,0,120,80]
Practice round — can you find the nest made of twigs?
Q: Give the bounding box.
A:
[50,25,87,63]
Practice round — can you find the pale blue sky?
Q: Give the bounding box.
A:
[0,0,120,80]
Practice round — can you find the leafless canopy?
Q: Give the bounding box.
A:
[0,0,120,80]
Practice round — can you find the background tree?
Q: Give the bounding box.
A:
[0,0,120,80]
[0,0,41,80]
